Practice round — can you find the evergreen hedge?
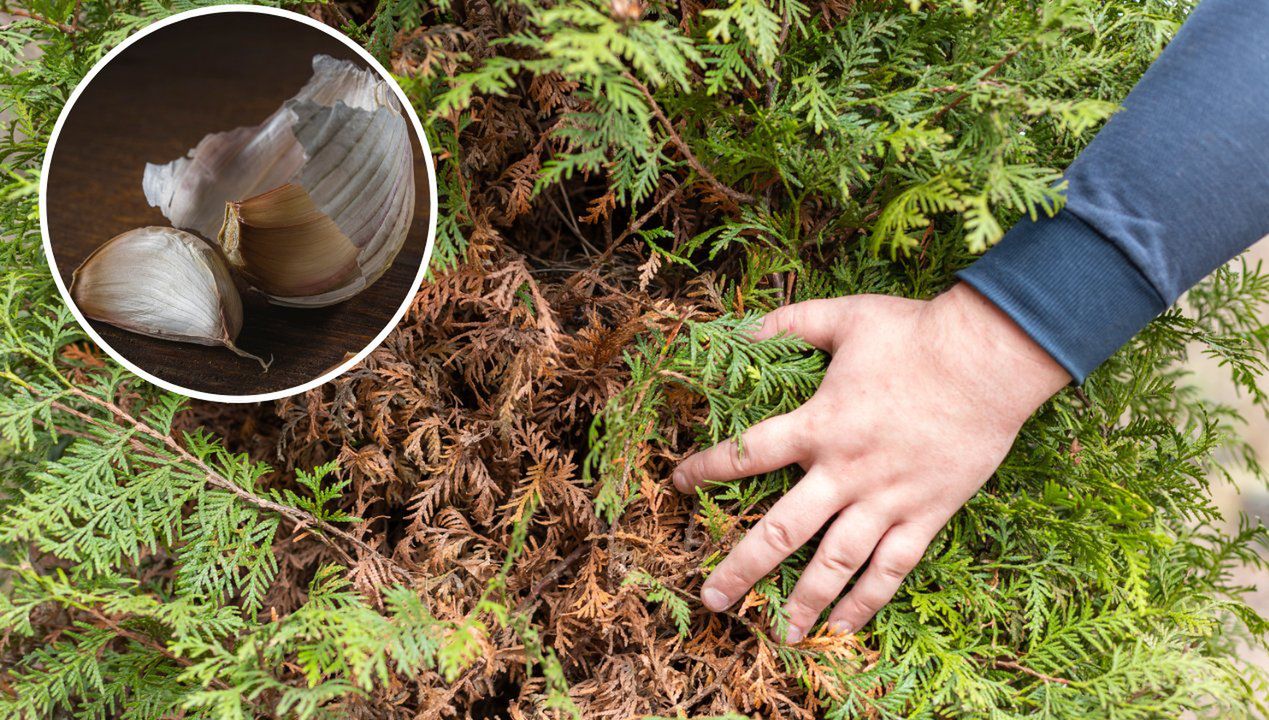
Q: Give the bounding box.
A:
[1,0,1267,717]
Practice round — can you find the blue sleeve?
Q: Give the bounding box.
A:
[956,0,1269,382]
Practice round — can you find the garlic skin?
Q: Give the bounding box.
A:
[70,227,267,368]
[143,55,416,307]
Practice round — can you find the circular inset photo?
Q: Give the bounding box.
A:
[41,6,436,402]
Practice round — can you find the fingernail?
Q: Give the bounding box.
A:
[672,471,688,492]
[785,626,804,644]
[828,620,853,635]
[701,587,730,611]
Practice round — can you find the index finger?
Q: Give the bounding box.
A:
[699,471,845,612]
[751,298,849,351]
[672,412,807,493]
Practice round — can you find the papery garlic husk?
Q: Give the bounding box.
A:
[70,227,268,368]
[142,55,416,307]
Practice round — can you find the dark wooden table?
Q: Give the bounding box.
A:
[44,12,430,398]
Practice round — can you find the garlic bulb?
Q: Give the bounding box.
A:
[70,227,267,368]
[142,55,416,307]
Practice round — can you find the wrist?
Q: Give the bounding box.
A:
[926,283,1071,422]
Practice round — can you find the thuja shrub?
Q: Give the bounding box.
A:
[1,0,1267,718]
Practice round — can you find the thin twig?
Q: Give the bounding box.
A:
[627,73,755,206]
[988,658,1071,685]
[557,183,600,256]
[4,6,75,34]
[545,193,592,248]
[516,543,587,612]
[932,46,1023,122]
[595,179,686,265]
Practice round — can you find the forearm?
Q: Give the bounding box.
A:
[959,0,1269,381]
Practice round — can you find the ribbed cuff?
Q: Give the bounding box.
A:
[956,211,1167,383]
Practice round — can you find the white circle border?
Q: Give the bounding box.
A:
[39,4,439,404]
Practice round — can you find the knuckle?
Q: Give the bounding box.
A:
[725,442,750,476]
[876,559,910,581]
[772,306,798,333]
[760,517,800,555]
[759,309,785,337]
[680,457,700,480]
[818,547,861,577]
[793,585,835,613]
[681,448,711,476]
[783,596,812,621]
[707,565,742,595]
[875,548,921,580]
[774,305,811,337]
[676,458,699,482]
[838,596,873,619]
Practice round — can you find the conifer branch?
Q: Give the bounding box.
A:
[987,658,1072,685]
[54,387,411,581]
[2,6,76,34]
[932,46,1024,122]
[627,72,756,206]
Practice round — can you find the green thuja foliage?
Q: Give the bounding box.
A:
[539,0,1266,717]
[1,0,1267,718]
[586,314,822,521]
[587,254,1269,716]
[623,569,693,636]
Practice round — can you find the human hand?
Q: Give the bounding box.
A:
[672,283,1071,642]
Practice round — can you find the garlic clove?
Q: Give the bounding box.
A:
[143,55,416,308]
[219,183,360,299]
[70,227,268,369]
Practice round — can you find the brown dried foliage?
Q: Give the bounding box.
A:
[181,3,879,717]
